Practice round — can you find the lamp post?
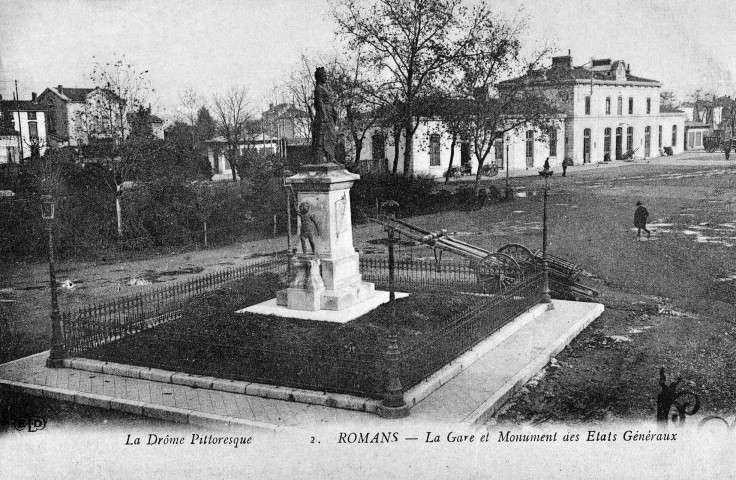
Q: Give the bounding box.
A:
[41,194,64,367]
[505,135,511,200]
[537,168,553,307]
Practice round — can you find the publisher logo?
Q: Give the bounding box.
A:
[11,416,47,432]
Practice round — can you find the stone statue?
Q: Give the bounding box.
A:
[311,67,337,163]
[298,202,320,254]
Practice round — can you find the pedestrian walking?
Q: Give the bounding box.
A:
[634,201,650,239]
[543,157,550,171]
[724,141,731,160]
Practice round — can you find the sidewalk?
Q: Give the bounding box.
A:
[0,300,603,430]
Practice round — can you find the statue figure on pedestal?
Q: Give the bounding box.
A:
[298,202,320,254]
[311,67,337,164]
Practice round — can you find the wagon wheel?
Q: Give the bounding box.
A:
[497,243,537,275]
[475,253,522,293]
[482,164,500,177]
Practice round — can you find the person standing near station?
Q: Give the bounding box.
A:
[634,201,650,239]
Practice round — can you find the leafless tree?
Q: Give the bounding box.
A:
[212,86,254,181]
[90,55,153,142]
[334,0,484,175]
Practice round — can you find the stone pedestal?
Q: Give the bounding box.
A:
[276,163,375,312]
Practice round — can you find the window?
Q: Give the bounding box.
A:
[603,128,611,161]
[617,97,623,115]
[585,96,591,115]
[526,130,534,159]
[605,97,611,115]
[211,149,220,173]
[658,125,663,149]
[372,133,385,161]
[28,121,38,140]
[627,127,634,151]
[28,111,37,120]
[429,133,441,166]
[629,97,634,114]
[672,125,677,147]
[647,98,651,114]
[549,129,557,156]
[6,146,18,163]
[495,138,504,165]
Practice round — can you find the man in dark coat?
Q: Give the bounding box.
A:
[634,201,650,238]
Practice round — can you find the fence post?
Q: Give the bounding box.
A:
[377,328,409,419]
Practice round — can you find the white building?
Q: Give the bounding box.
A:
[358,118,565,178]
[0,95,50,159]
[206,134,281,181]
[499,55,687,163]
[0,127,20,164]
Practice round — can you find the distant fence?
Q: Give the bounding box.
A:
[63,255,544,400]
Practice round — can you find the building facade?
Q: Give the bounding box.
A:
[499,55,687,164]
[358,118,566,178]
[206,135,281,181]
[0,95,49,160]
[38,85,127,147]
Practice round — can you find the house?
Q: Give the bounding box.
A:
[497,55,687,163]
[261,103,310,144]
[0,93,50,159]
[0,126,20,164]
[38,85,127,148]
[206,134,281,181]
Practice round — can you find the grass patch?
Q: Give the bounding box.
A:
[82,273,485,398]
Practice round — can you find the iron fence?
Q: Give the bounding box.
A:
[399,272,544,390]
[65,255,544,401]
[62,255,287,356]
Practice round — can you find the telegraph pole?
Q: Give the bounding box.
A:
[14,81,25,161]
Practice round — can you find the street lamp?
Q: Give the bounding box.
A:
[537,168,554,307]
[41,194,65,367]
[505,135,511,200]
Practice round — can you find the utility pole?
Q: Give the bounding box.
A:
[14,81,25,161]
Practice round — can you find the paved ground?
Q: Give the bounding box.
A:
[0,300,602,430]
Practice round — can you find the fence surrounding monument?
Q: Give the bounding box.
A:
[63,255,544,399]
[62,255,287,356]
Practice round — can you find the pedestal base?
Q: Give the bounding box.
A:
[244,291,409,323]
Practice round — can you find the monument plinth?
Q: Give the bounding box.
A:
[276,163,375,312]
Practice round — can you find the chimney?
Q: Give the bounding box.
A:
[552,55,572,70]
[58,85,63,94]
[31,92,37,101]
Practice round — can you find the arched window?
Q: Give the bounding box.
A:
[549,129,557,156]
[658,125,663,149]
[603,128,611,161]
[429,133,441,166]
[627,127,634,151]
[617,97,623,115]
[526,130,534,159]
[583,128,591,163]
[672,125,678,147]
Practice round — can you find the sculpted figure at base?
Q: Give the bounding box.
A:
[298,202,320,254]
[311,67,338,163]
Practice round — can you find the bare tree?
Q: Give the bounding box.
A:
[212,87,253,181]
[90,55,152,142]
[334,0,483,175]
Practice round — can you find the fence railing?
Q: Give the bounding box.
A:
[62,255,287,356]
[64,255,545,403]
[399,272,544,391]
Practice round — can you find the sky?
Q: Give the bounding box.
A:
[2,0,736,121]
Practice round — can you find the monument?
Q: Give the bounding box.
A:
[242,67,401,322]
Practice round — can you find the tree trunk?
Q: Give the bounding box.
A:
[392,125,401,175]
[115,190,123,239]
[445,131,457,185]
[403,121,413,176]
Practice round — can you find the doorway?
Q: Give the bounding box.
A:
[525,130,534,168]
[615,127,623,159]
[583,128,591,163]
[644,126,651,157]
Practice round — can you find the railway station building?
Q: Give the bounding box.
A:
[357,54,686,178]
